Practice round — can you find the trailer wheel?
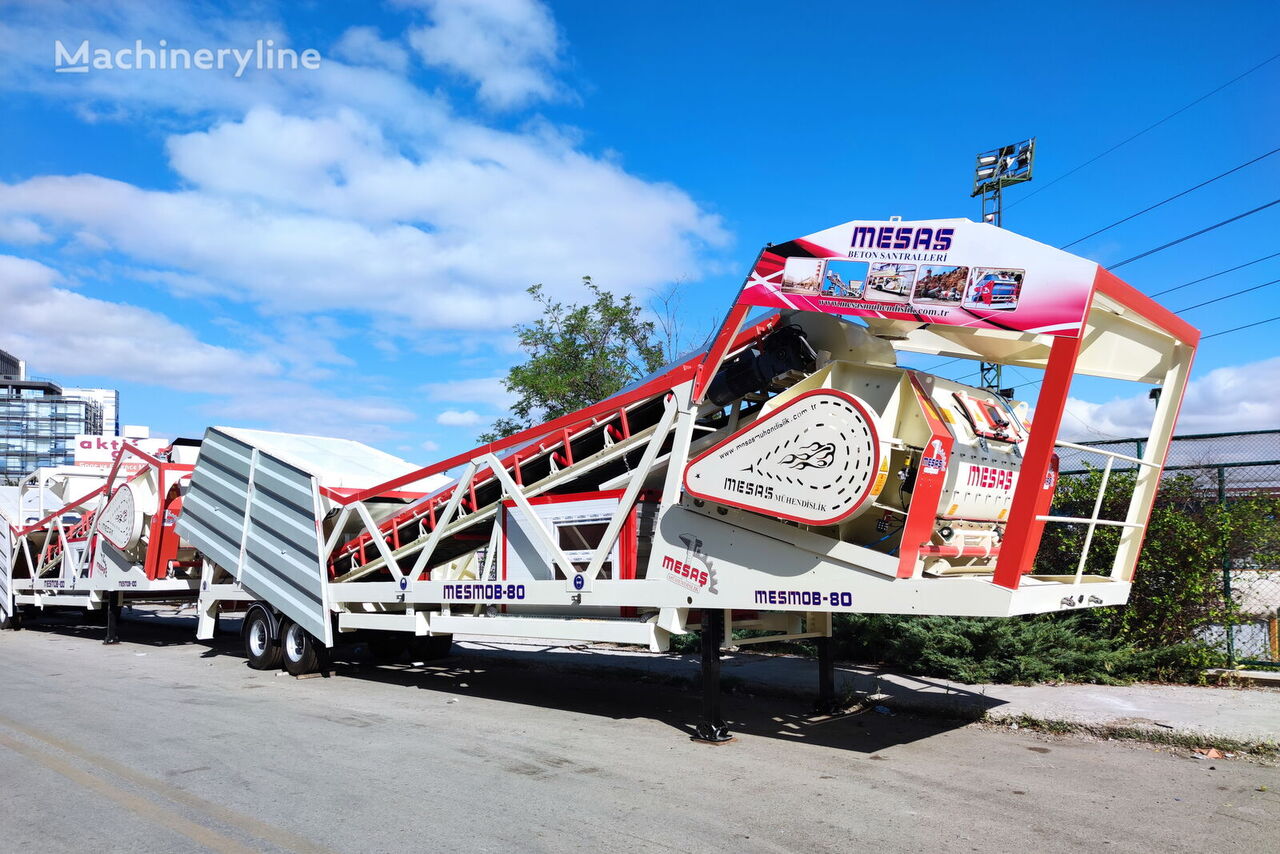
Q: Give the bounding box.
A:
[243,608,282,670]
[280,619,325,676]
[409,634,454,661]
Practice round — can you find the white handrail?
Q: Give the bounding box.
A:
[1054,440,1158,468]
[1075,456,1114,583]
[1036,515,1143,529]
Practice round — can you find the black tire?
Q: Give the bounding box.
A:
[409,634,454,661]
[280,619,325,676]
[243,608,282,670]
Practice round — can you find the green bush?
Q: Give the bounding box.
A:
[1039,470,1240,648]
[815,469,1276,684]
[829,612,1215,685]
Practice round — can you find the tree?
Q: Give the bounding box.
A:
[479,278,667,442]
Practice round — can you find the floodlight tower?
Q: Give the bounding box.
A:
[971,138,1036,391]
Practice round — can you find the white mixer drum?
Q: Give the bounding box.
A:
[98,482,147,551]
[684,389,881,526]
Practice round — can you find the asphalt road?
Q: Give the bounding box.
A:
[0,612,1275,854]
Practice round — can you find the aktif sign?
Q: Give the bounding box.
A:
[54,39,321,77]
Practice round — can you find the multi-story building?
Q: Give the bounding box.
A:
[0,350,106,483]
[63,387,120,437]
[0,350,22,380]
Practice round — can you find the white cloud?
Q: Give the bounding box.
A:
[0,1,728,450]
[0,254,277,394]
[0,217,50,245]
[0,255,414,440]
[1062,356,1280,440]
[333,25,410,73]
[213,315,355,382]
[436,409,484,426]
[0,2,452,138]
[407,0,561,108]
[208,382,415,442]
[421,375,513,406]
[0,107,727,330]
[421,439,441,452]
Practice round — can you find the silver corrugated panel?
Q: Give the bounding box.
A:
[238,453,330,645]
[0,520,12,620]
[177,427,331,646]
[176,429,254,572]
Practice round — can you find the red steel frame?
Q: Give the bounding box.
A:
[686,261,1200,592]
[991,268,1199,589]
[895,372,957,579]
[326,314,781,579]
[17,443,194,583]
[316,252,1196,593]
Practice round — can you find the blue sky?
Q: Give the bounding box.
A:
[0,0,1277,460]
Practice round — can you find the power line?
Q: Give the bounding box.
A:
[1151,251,1280,296]
[1004,365,1043,390]
[1062,406,1123,441]
[1061,146,1280,249]
[1107,198,1280,269]
[1202,314,1280,340]
[912,356,966,373]
[1175,276,1280,312]
[1008,50,1280,210]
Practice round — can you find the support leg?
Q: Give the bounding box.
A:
[103,593,122,645]
[814,633,841,714]
[693,608,732,743]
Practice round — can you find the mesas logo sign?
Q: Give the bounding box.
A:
[920,439,948,475]
[851,225,955,252]
[662,555,709,588]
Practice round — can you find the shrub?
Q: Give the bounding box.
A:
[829,612,1215,685]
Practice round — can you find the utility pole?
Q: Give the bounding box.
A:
[971,139,1036,394]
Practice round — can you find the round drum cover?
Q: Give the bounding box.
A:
[98,483,144,551]
[684,389,880,526]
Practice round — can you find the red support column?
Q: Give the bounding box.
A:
[691,301,751,404]
[896,374,955,578]
[992,334,1083,589]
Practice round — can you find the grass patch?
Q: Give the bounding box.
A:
[983,712,1279,757]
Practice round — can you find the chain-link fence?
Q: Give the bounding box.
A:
[1059,429,1280,667]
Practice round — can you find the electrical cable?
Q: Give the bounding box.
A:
[1174,276,1280,312]
[1008,50,1280,210]
[911,356,965,373]
[1061,146,1280,248]
[1106,198,1280,269]
[1202,314,1280,339]
[1150,251,1280,297]
[1062,406,1123,441]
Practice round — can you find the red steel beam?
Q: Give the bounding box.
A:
[992,333,1084,589]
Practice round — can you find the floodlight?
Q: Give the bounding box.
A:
[972,137,1036,197]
